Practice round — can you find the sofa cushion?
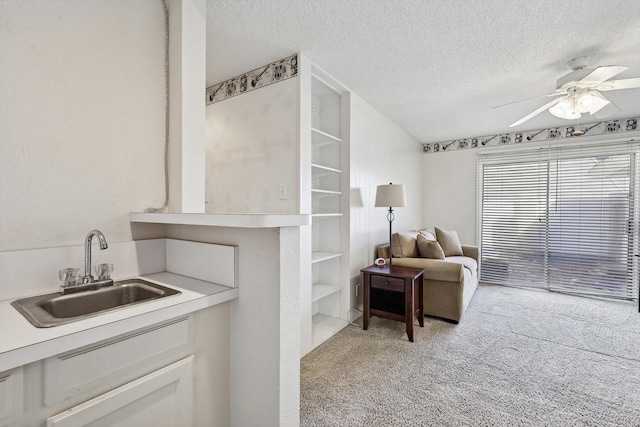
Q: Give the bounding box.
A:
[391,231,420,258]
[417,234,445,259]
[435,227,464,257]
[389,257,464,282]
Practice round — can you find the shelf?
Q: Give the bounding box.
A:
[130,212,311,228]
[311,189,342,197]
[312,313,348,349]
[312,252,342,264]
[311,163,342,175]
[312,283,341,302]
[311,128,342,146]
[311,213,342,218]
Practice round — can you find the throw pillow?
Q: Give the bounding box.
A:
[391,231,420,258]
[417,234,445,259]
[413,228,436,241]
[435,227,464,257]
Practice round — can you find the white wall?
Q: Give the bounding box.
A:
[349,93,423,305]
[205,78,299,214]
[168,0,206,213]
[422,148,477,244]
[0,0,166,251]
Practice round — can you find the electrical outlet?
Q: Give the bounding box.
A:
[355,283,360,297]
[279,184,287,200]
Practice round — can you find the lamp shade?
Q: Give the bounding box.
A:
[375,184,407,207]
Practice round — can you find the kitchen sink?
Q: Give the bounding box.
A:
[11,279,181,328]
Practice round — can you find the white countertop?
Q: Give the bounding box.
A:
[130,212,311,228]
[0,272,238,372]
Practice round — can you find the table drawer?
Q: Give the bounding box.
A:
[370,274,405,292]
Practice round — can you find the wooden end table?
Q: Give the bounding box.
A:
[361,264,425,342]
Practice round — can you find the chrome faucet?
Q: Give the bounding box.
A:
[82,230,108,284]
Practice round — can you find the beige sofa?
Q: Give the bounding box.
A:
[377,228,479,323]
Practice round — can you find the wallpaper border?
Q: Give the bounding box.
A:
[205,54,298,105]
[422,117,639,154]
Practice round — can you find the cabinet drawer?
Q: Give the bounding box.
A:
[370,275,405,292]
[44,316,191,406]
[47,356,194,427]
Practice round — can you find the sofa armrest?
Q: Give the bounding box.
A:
[461,245,479,262]
[421,259,465,282]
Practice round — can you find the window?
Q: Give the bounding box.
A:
[478,140,639,300]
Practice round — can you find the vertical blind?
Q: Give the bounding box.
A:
[478,140,640,300]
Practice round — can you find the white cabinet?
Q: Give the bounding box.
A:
[47,356,194,427]
[3,316,194,427]
[302,65,351,355]
[0,367,23,426]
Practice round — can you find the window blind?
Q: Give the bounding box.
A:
[478,140,640,300]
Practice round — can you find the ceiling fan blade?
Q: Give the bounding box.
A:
[492,92,565,109]
[509,96,567,127]
[593,101,619,119]
[586,91,611,115]
[596,77,640,91]
[578,65,628,86]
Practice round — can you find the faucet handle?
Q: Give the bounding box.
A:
[59,268,80,287]
[95,263,114,281]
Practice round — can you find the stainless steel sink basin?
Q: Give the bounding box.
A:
[11,279,181,328]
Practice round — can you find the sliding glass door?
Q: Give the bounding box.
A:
[480,157,548,288]
[478,141,639,300]
[548,151,635,298]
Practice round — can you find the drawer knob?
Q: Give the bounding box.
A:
[385,281,390,286]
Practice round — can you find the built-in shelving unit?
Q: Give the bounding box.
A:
[301,64,350,356]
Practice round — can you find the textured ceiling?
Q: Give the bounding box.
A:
[205,0,640,144]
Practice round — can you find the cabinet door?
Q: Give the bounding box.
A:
[47,356,194,427]
[0,367,23,426]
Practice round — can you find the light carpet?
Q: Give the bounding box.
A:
[300,284,640,426]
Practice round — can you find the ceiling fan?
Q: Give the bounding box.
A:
[506,56,640,129]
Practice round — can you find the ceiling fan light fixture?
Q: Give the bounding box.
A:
[579,93,594,107]
[549,95,582,120]
[549,98,575,118]
[549,104,566,118]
